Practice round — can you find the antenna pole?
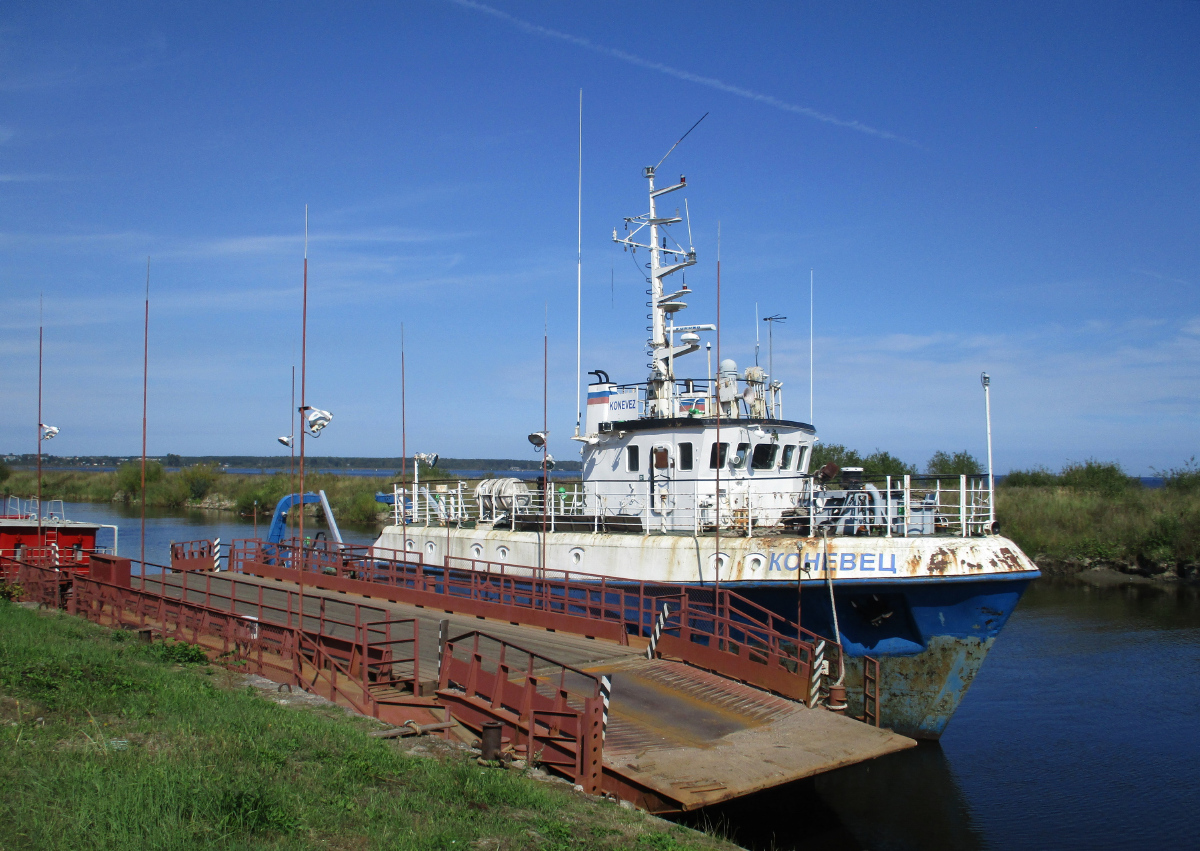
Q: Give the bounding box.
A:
[298,206,308,624]
[755,302,760,366]
[289,365,295,541]
[141,259,149,572]
[542,312,548,573]
[809,269,814,424]
[982,372,995,531]
[714,222,721,596]
[575,89,582,438]
[37,296,43,548]
[401,324,407,525]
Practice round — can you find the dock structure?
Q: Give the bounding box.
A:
[4,542,914,813]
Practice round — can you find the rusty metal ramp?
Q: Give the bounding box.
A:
[590,657,916,812]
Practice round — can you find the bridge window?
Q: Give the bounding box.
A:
[732,443,750,468]
[709,442,728,469]
[678,442,693,471]
[626,444,640,472]
[799,445,812,473]
[751,444,778,470]
[780,445,796,470]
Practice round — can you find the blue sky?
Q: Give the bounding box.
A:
[2,1,1196,474]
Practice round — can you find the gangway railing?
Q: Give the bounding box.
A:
[437,630,605,794]
[228,538,835,705]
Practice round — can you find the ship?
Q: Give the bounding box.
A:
[374,163,1040,739]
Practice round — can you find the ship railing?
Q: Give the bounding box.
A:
[1,496,71,521]
[394,473,993,538]
[604,376,785,421]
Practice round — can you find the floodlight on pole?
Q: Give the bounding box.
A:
[528,431,548,450]
[277,435,293,448]
[411,452,438,492]
[39,424,59,441]
[300,406,333,437]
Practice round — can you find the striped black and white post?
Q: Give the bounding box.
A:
[600,675,611,741]
[437,618,449,680]
[212,538,222,572]
[645,602,671,660]
[808,640,826,708]
[51,541,59,567]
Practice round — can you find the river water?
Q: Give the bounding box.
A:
[57,501,1200,850]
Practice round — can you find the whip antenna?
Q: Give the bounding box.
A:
[654,112,709,172]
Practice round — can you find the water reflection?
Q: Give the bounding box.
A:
[676,743,983,851]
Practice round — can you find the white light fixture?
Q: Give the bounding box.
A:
[528,431,548,449]
[277,436,293,448]
[300,407,333,437]
[40,424,59,440]
[414,452,439,468]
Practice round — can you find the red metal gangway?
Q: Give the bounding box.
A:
[224,537,843,705]
[437,631,605,793]
[11,554,429,726]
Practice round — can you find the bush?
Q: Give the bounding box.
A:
[115,460,164,500]
[180,464,221,500]
[810,443,863,472]
[0,459,10,487]
[1001,466,1060,487]
[1156,457,1200,494]
[927,450,983,476]
[862,450,916,478]
[1059,459,1138,496]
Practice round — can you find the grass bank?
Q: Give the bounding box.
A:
[997,486,1199,578]
[0,601,731,851]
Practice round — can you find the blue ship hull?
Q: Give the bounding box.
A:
[727,575,1037,738]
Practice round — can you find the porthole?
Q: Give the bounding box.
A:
[425,541,436,557]
[569,547,584,567]
[497,545,510,560]
[707,552,730,574]
[745,552,767,572]
[405,539,416,551]
[470,543,483,559]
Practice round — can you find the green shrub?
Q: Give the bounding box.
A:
[1001,466,1060,487]
[862,450,916,478]
[0,459,10,487]
[115,461,164,499]
[810,443,863,472]
[1156,457,1200,494]
[926,450,983,476]
[1059,459,1139,496]
[180,464,222,500]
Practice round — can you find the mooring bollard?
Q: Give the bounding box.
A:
[481,721,503,761]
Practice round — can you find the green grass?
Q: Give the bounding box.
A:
[997,486,1200,574]
[0,602,730,851]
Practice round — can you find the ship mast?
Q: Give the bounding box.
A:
[613,167,712,417]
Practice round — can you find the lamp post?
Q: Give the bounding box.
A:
[981,372,994,532]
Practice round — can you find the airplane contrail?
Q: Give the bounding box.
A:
[447,0,916,146]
